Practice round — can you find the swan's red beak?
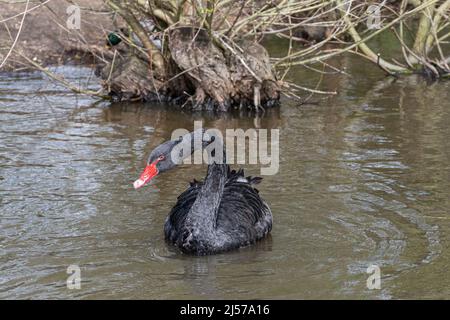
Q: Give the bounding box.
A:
[133,162,159,189]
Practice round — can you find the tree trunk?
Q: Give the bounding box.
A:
[98,2,280,112]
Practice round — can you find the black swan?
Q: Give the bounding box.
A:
[133,129,273,255]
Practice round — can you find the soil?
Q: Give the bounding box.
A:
[0,0,115,71]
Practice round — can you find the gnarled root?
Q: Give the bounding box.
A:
[98,27,280,111]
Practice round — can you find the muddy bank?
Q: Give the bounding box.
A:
[0,0,114,71]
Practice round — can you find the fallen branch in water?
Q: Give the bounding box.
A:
[17,51,109,99]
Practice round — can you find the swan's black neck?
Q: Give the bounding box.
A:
[185,137,228,235]
[185,163,227,234]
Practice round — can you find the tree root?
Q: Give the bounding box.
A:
[97,26,280,112]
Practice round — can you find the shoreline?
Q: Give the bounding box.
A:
[0,0,114,71]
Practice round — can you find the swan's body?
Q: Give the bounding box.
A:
[165,164,272,255]
[134,129,273,255]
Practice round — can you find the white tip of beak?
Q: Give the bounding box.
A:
[133,179,145,189]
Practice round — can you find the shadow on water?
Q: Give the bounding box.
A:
[1,57,449,299]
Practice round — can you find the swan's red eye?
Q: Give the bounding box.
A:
[158,155,165,161]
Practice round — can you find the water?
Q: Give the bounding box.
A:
[0,58,449,299]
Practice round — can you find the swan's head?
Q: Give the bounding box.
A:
[133,129,212,189]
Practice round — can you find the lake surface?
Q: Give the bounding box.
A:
[1,54,449,299]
